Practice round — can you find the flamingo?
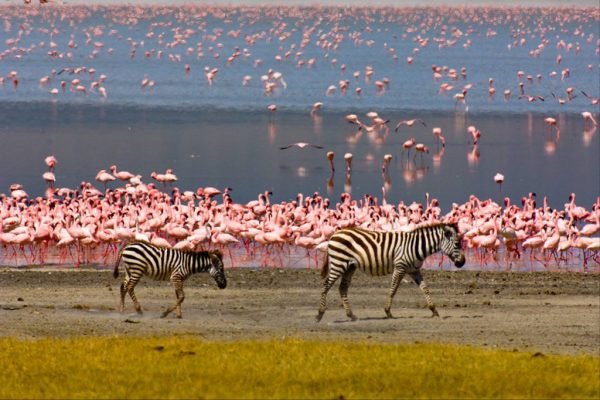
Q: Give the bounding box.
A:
[494,173,504,191]
[95,169,116,189]
[432,127,445,147]
[42,171,56,188]
[326,151,335,173]
[344,153,353,173]
[45,155,57,171]
[109,165,135,181]
[394,119,426,131]
[581,112,597,127]
[544,117,559,135]
[311,102,323,114]
[401,137,416,157]
[279,142,323,150]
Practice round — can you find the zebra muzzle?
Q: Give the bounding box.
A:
[454,254,466,268]
[217,280,227,289]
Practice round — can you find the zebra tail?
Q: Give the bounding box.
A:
[320,252,329,279]
[113,245,125,279]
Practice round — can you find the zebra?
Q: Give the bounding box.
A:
[113,241,227,318]
[315,222,465,322]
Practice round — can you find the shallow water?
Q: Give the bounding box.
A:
[0,103,598,210]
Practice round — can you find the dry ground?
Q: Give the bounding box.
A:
[0,268,598,356]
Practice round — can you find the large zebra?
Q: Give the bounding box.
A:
[113,241,227,318]
[316,222,465,322]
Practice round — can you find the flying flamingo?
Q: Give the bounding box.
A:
[519,95,544,102]
[581,91,599,105]
[279,142,323,150]
[394,119,426,131]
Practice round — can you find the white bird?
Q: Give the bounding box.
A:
[280,142,324,150]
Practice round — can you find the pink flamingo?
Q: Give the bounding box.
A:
[394,118,426,131]
[581,112,597,127]
[109,165,135,181]
[95,169,116,190]
[401,137,416,157]
[45,155,57,171]
[432,127,445,147]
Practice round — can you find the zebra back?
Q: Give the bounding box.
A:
[114,241,219,281]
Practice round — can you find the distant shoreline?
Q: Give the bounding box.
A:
[3,1,600,7]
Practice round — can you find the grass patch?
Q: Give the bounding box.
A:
[0,337,597,399]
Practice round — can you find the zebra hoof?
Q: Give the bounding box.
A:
[349,314,358,321]
[384,310,393,319]
[160,311,170,318]
[315,311,324,323]
[431,309,440,318]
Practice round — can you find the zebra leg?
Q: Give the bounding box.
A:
[316,270,343,323]
[410,271,439,317]
[119,281,127,313]
[384,268,405,319]
[162,279,184,318]
[125,280,143,314]
[339,264,358,321]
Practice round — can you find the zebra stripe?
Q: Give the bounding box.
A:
[114,241,227,318]
[316,222,465,322]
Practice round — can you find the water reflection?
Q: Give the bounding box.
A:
[0,105,597,211]
[582,126,597,147]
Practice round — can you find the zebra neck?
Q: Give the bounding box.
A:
[408,227,442,261]
[189,251,210,273]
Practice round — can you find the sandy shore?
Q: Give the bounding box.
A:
[0,267,598,356]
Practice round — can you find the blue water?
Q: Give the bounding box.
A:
[0,5,598,210]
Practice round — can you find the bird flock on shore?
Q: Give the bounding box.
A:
[1,155,598,271]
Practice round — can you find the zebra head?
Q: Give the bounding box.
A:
[208,250,227,289]
[440,224,466,268]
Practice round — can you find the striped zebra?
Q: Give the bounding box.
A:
[316,222,465,322]
[113,241,227,318]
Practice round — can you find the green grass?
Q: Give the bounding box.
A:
[0,337,598,399]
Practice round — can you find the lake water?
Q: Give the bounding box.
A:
[0,5,598,211]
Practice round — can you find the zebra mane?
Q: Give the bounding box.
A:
[132,240,216,256]
[410,221,459,234]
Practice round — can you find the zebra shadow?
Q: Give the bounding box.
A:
[330,316,399,324]
[331,314,448,323]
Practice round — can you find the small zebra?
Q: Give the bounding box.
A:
[316,222,465,322]
[113,241,227,318]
